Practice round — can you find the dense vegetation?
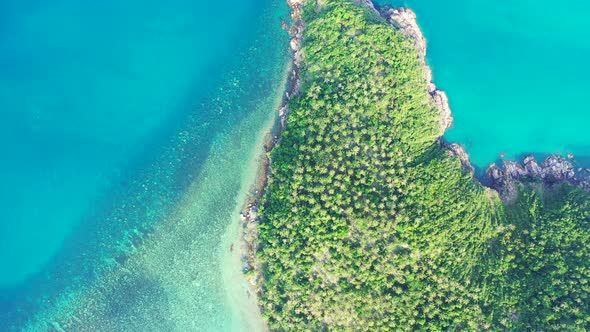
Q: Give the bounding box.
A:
[257,0,590,330]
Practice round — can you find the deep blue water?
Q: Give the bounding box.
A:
[0,0,289,330]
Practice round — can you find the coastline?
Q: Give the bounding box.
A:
[240,0,590,327]
[237,0,306,318]
[218,23,300,328]
[219,115,274,332]
[368,1,590,200]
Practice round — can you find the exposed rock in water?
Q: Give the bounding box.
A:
[487,155,590,201]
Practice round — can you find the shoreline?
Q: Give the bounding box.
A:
[239,0,590,326]
[237,0,306,318]
[219,52,295,331]
[370,1,590,200]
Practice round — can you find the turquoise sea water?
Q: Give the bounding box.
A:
[4,0,590,330]
[376,0,590,169]
[0,0,289,330]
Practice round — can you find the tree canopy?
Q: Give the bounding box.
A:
[256,1,590,330]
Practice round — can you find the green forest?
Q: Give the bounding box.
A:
[256,0,590,330]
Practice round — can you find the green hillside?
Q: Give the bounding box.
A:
[257,1,590,330]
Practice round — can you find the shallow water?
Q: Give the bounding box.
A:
[375,0,590,169]
[0,0,289,330]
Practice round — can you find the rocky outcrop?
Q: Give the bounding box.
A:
[380,7,426,58]
[487,155,590,201]
[279,0,306,128]
[240,203,261,287]
[575,168,590,191]
[354,0,379,13]
[443,142,474,173]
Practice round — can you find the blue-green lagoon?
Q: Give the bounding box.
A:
[376,0,590,169]
[0,0,289,330]
[3,0,590,330]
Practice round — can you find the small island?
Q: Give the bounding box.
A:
[242,0,590,330]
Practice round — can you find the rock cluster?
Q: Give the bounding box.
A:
[487,155,590,200]
[287,2,304,67]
